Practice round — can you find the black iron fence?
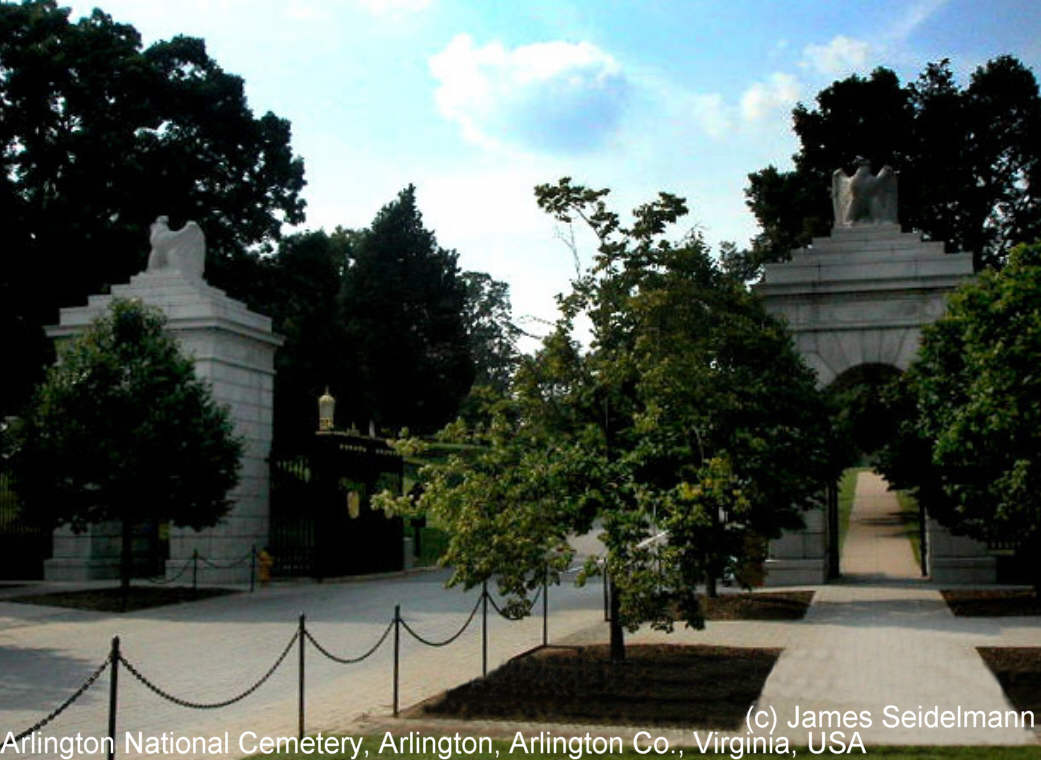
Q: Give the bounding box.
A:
[0,471,51,579]
[6,576,562,759]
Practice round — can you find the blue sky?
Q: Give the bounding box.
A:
[65,0,1041,337]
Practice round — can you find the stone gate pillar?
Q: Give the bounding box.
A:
[754,161,992,585]
[44,218,282,584]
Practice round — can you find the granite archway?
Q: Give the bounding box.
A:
[754,223,985,585]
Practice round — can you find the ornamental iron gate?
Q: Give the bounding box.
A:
[269,433,404,579]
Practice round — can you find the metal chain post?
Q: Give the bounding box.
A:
[250,545,256,593]
[481,580,488,678]
[107,637,119,760]
[392,604,400,717]
[298,614,305,739]
[603,569,610,621]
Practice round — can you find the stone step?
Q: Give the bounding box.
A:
[761,253,974,285]
[791,245,956,267]
[801,236,944,254]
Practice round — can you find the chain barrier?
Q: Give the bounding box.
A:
[486,585,543,621]
[118,631,298,710]
[12,655,111,741]
[304,620,394,664]
[11,567,566,743]
[142,558,192,586]
[398,593,483,647]
[199,548,255,570]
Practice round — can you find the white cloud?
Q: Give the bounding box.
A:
[429,34,629,153]
[801,35,872,76]
[887,0,949,42]
[740,72,800,123]
[356,0,431,15]
[687,93,730,139]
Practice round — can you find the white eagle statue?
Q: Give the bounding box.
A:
[831,158,899,227]
[145,215,206,280]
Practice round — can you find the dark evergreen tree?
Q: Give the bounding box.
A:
[340,186,473,434]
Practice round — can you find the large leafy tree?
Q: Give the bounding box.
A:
[460,270,522,393]
[0,0,306,416]
[378,179,840,661]
[741,57,1041,273]
[877,241,1041,594]
[12,299,243,591]
[340,185,473,435]
[242,229,355,450]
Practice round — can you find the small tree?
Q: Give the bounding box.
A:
[878,241,1041,594]
[12,299,243,591]
[377,179,840,661]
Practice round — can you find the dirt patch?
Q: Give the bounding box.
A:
[702,591,814,620]
[941,589,1040,617]
[8,586,238,612]
[410,643,780,729]
[977,648,1041,725]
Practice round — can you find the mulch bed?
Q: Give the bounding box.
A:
[977,648,1041,724]
[410,643,780,729]
[8,586,238,612]
[941,589,1041,617]
[701,591,814,620]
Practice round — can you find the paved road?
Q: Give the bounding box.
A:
[0,568,605,759]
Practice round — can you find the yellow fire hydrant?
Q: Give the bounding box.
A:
[257,548,274,586]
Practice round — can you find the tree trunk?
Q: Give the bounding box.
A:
[608,576,625,663]
[705,570,718,598]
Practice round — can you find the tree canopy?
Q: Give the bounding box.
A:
[0,0,305,416]
[377,179,842,660]
[12,299,243,589]
[740,57,1041,274]
[877,240,1041,593]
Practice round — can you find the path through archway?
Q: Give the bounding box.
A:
[840,470,920,581]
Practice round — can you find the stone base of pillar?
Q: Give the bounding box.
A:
[43,557,121,581]
[929,557,997,584]
[44,522,158,582]
[763,557,828,586]
[926,516,997,584]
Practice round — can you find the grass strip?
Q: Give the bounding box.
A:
[837,466,866,555]
[245,737,1041,760]
[894,490,922,568]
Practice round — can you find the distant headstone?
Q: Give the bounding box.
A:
[831,158,899,227]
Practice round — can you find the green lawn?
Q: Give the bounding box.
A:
[837,466,867,554]
[895,489,923,568]
[415,525,450,567]
[244,736,1041,760]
